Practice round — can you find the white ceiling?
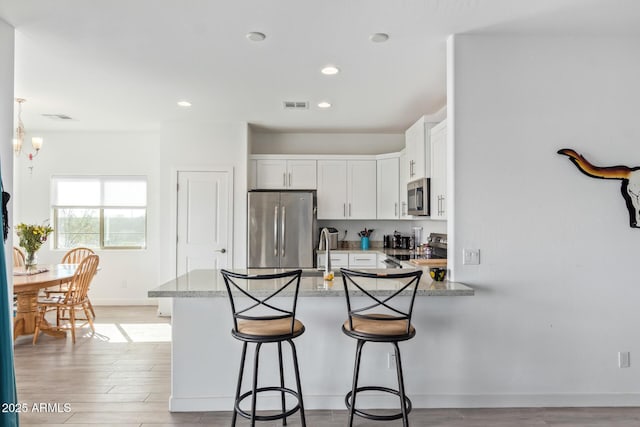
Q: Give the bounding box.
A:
[1,0,639,133]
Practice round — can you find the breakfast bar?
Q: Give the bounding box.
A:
[149,268,473,412]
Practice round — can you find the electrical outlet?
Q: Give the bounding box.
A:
[619,351,631,368]
[387,352,396,369]
[463,249,480,265]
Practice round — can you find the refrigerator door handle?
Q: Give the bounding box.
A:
[281,206,286,256]
[274,205,278,257]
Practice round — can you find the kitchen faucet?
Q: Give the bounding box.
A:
[319,227,333,279]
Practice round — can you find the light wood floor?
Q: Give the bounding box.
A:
[13,306,640,426]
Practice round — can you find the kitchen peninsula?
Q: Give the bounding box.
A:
[149,269,473,412]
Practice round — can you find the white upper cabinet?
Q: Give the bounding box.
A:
[405,116,437,181]
[377,156,400,219]
[317,160,348,219]
[430,120,447,220]
[255,159,317,189]
[399,150,412,219]
[317,160,376,219]
[255,159,287,189]
[286,160,317,188]
[348,160,377,219]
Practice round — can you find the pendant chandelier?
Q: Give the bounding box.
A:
[13,98,44,174]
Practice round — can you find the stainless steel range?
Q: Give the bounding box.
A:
[382,233,447,268]
[426,233,447,259]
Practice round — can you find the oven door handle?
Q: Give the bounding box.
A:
[382,258,402,269]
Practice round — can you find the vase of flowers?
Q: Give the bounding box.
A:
[16,222,54,271]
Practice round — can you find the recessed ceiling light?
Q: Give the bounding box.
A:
[177,101,192,107]
[321,66,340,75]
[370,33,389,43]
[246,32,266,42]
[317,101,332,109]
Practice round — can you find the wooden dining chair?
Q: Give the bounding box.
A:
[46,247,97,318]
[13,246,25,267]
[62,247,96,265]
[33,254,100,344]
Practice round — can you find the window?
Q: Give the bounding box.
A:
[51,176,147,249]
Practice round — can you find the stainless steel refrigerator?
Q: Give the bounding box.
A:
[248,190,317,268]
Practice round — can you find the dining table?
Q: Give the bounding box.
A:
[13,263,78,341]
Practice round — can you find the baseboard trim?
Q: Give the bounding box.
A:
[168,392,640,412]
[91,298,156,306]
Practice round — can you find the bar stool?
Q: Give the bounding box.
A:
[220,269,306,427]
[340,268,423,427]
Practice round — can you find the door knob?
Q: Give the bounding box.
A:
[215,248,226,254]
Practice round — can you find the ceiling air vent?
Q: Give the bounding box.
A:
[42,113,74,121]
[283,101,308,110]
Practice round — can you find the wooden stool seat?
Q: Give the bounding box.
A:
[237,317,304,337]
[343,314,415,338]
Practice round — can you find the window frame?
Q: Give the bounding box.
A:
[51,175,148,250]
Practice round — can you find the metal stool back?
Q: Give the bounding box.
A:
[220,269,306,426]
[340,268,423,427]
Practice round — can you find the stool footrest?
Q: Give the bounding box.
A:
[236,386,302,421]
[345,386,412,422]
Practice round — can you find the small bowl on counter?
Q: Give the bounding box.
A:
[429,267,447,282]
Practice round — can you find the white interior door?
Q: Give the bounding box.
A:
[176,171,231,275]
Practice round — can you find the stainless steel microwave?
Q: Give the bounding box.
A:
[407,178,430,216]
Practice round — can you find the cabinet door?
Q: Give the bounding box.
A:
[348,252,377,268]
[317,252,349,269]
[430,120,447,220]
[255,160,287,189]
[377,157,400,219]
[399,150,411,219]
[287,160,317,189]
[317,160,348,219]
[405,116,426,180]
[347,160,377,219]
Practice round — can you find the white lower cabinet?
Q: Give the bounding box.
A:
[348,253,377,268]
[317,252,378,269]
[317,252,349,269]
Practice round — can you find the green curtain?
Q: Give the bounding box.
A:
[0,171,18,426]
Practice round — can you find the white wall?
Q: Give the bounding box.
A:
[445,34,640,406]
[252,132,404,155]
[157,121,249,285]
[1,20,14,309]
[13,131,161,305]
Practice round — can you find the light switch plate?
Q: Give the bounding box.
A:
[619,351,631,368]
[463,249,480,265]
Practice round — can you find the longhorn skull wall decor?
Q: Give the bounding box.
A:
[557,148,640,229]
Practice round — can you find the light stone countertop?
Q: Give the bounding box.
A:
[148,268,474,298]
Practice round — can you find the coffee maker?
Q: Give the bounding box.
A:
[383,231,404,249]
